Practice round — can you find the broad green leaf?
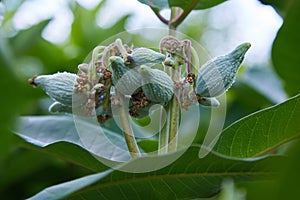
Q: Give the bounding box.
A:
[138,0,227,10]
[169,0,227,10]
[212,94,300,158]
[28,146,284,200]
[22,141,110,172]
[15,116,131,164]
[272,1,300,96]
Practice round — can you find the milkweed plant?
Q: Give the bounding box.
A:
[29,35,250,157]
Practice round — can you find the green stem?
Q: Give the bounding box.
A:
[171,0,199,28]
[150,7,168,25]
[168,7,179,36]
[89,46,105,84]
[168,68,180,152]
[118,93,141,158]
[190,45,200,74]
[158,104,169,155]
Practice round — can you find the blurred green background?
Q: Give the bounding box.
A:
[0,0,299,199]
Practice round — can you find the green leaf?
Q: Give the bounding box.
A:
[28,146,284,200]
[22,141,110,172]
[15,116,131,166]
[138,0,227,11]
[212,94,300,158]
[272,1,300,96]
[169,0,227,10]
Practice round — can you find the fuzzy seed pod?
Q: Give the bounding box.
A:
[129,48,165,67]
[196,43,251,97]
[109,56,142,95]
[139,65,174,103]
[31,72,77,107]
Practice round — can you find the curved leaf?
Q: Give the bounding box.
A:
[169,0,227,10]
[28,146,284,200]
[138,0,227,11]
[23,141,110,172]
[15,116,131,163]
[212,94,300,158]
[272,1,300,96]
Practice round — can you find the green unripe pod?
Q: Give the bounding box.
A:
[109,56,142,95]
[196,43,251,98]
[129,48,165,67]
[139,65,174,103]
[32,72,77,107]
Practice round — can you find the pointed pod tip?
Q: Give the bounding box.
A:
[236,42,251,53]
[230,42,251,60]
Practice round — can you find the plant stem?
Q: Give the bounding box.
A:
[168,68,180,152]
[89,46,105,84]
[118,93,141,158]
[150,7,168,25]
[158,104,169,155]
[171,0,199,28]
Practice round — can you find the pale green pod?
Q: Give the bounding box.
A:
[196,43,251,97]
[33,72,77,107]
[109,56,142,95]
[198,97,220,107]
[49,102,72,113]
[129,48,165,67]
[139,65,174,103]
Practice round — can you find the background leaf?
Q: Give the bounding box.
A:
[29,146,284,200]
[169,0,227,10]
[258,0,292,16]
[272,0,300,96]
[137,0,227,11]
[212,94,300,158]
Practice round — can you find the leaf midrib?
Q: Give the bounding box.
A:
[252,132,300,157]
[74,170,277,196]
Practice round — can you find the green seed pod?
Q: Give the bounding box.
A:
[32,72,77,107]
[198,97,220,107]
[129,48,165,67]
[196,43,251,97]
[109,56,142,95]
[139,65,174,103]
